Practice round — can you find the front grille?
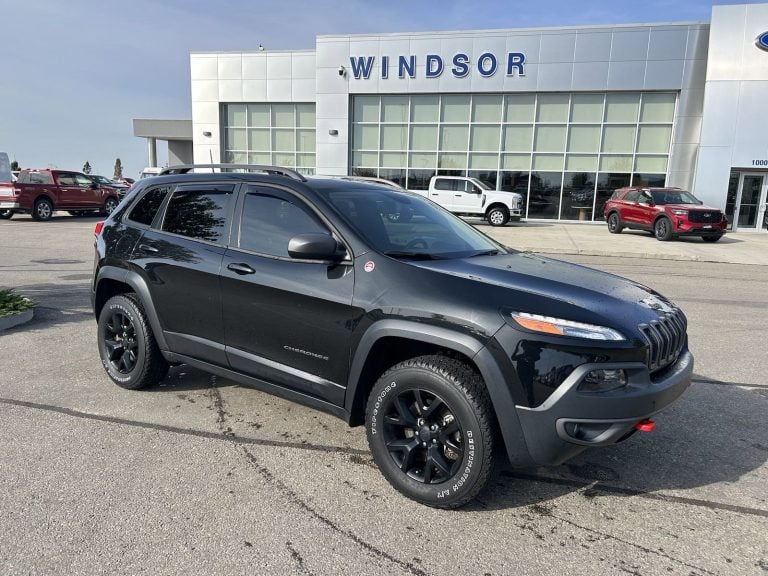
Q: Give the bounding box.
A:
[640,309,687,373]
[687,210,722,223]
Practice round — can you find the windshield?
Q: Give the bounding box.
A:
[323,187,507,259]
[650,190,702,205]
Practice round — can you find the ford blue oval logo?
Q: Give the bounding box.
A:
[758,32,768,51]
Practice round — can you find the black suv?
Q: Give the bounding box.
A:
[92,164,693,508]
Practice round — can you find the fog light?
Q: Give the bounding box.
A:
[579,369,627,392]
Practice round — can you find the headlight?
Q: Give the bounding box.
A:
[670,209,688,216]
[509,312,625,341]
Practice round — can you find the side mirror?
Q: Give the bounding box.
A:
[90,182,99,189]
[287,233,345,261]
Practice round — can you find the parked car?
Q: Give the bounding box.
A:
[411,175,523,226]
[4,169,121,221]
[92,163,692,508]
[90,175,130,197]
[604,187,727,242]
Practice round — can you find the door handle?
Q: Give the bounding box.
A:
[455,194,463,197]
[227,262,255,275]
[431,193,439,196]
[138,243,159,253]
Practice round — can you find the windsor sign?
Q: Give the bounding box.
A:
[348,52,527,80]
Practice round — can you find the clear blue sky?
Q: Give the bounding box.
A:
[2,0,760,178]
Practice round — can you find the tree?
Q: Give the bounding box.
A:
[10,160,19,171]
[113,158,123,180]
[82,161,92,174]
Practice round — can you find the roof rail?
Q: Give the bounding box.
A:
[160,164,307,182]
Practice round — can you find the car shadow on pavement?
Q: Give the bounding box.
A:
[468,379,768,511]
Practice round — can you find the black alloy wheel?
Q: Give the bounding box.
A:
[103,197,118,216]
[366,355,495,508]
[607,212,623,234]
[103,309,140,375]
[654,217,673,241]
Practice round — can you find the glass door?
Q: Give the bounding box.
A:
[733,173,768,232]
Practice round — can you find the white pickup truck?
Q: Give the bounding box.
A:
[412,176,523,226]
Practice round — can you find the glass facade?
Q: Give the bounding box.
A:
[223,103,316,175]
[350,92,676,221]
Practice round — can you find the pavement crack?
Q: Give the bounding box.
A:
[286,541,316,576]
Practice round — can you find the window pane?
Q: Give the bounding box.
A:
[528,172,562,219]
[534,126,566,152]
[561,172,596,220]
[379,169,407,188]
[226,151,247,163]
[536,94,569,122]
[354,96,379,122]
[469,170,498,189]
[381,125,407,149]
[567,125,600,152]
[503,125,533,152]
[640,93,675,123]
[500,172,530,211]
[632,173,666,187]
[636,125,672,154]
[470,126,500,151]
[272,104,294,127]
[505,94,535,122]
[381,152,406,167]
[227,105,247,126]
[239,193,326,258]
[248,129,270,150]
[503,154,531,170]
[353,151,378,167]
[248,153,271,164]
[469,153,497,170]
[566,154,598,171]
[634,155,668,172]
[570,94,603,123]
[226,129,246,150]
[274,153,295,167]
[439,153,467,169]
[599,155,633,171]
[381,96,409,122]
[532,154,564,171]
[411,95,439,122]
[247,104,270,127]
[605,93,639,122]
[296,129,315,152]
[296,104,316,127]
[602,125,636,153]
[409,152,436,169]
[441,95,470,122]
[296,153,315,167]
[408,169,436,190]
[273,129,295,151]
[595,173,631,220]
[472,95,502,122]
[128,187,169,226]
[162,188,232,243]
[354,125,378,149]
[440,125,469,150]
[410,125,438,150]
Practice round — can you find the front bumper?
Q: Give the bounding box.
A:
[674,222,727,236]
[0,201,20,209]
[514,350,693,466]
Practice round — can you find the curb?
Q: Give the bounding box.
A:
[0,309,34,332]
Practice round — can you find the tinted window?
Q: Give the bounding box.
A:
[433,178,455,191]
[238,190,327,257]
[74,174,92,187]
[128,186,170,226]
[624,190,641,202]
[161,185,233,243]
[25,172,53,185]
[56,173,76,186]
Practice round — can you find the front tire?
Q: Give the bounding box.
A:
[0,209,13,220]
[366,355,496,509]
[102,196,118,216]
[607,212,623,234]
[97,294,169,390]
[654,217,673,241]
[32,198,53,221]
[486,206,509,227]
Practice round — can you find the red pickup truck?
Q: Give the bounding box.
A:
[0,169,121,221]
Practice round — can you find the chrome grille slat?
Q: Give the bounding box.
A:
[640,308,687,374]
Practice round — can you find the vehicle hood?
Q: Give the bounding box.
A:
[663,203,720,211]
[410,252,676,332]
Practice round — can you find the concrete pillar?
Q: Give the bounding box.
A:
[147,137,157,167]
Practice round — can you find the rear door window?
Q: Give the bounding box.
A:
[161,184,234,244]
[433,178,456,191]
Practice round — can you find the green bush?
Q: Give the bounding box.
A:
[0,289,36,318]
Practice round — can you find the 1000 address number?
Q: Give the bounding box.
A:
[753,159,768,167]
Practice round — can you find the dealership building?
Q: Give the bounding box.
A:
[141,3,768,229]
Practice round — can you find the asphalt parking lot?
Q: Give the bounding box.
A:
[1,213,766,575]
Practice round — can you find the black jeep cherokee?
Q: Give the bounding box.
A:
[91,164,693,508]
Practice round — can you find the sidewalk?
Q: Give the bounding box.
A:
[483,222,768,266]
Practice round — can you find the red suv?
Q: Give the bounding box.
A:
[604,187,727,242]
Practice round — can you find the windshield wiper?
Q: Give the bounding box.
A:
[383,251,441,260]
[468,249,501,257]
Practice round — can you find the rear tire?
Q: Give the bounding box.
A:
[366,355,496,509]
[102,196,118,216]
[607,212,623,234]
[0,209,13,220]
[97,294,169,390]
[654,217,673,241]
[702,235,722,243]
[32,198,53,221]
[486,206,509,227]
